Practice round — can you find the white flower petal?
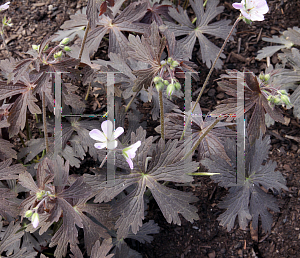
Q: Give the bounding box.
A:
[101,120,114,137]
[233,0,268,21]
[114,127,124,139]
[89,129,106,142]
[232,3,243,9]
[126,157,134,169]
[126,141,141,159]
[94,142,107,149]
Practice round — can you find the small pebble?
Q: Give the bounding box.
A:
[208,88,216,97]
[216,92,224,99]
[48,4,53,11]
[192,226,199,230]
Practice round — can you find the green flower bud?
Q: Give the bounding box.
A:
[31,213,39,228]
[167,57,173,64]
[267,95,273,102]
[264,74,270,81]
[60,37,70,45]
[43,44,49,51]
[36,190,45,201]
[25,210,33,218]
[171,60,179,68]
[153,76,162,83]
[166,83,175,96]
[278,90,288,95]
[174,82,181,90]
[32,45,39,51]
[281,94,293,109]
[163,80,169,86]
[273,97,281,105]
[155,81,164,91]
[63,46,71,52]
[54,51,62,59]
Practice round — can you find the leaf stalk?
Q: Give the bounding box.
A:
[180,17,241,141]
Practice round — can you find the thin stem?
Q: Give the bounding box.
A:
[125,91,138,112]
[75,21,90,69]
[0,29,11,58]
[180,17,241,141]
[181,119,219,161]
[45,45,61,62]
[99,154,108,168]
[18,133,26,148]
[42,92,49,153]
[158,89,165,141]
[85,82,91,101]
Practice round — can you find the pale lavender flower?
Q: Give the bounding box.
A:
[122,141,141,169]
[0,2,10,12]
[89,120,124,150]
[232,0,269,21]
[32,213,39,228]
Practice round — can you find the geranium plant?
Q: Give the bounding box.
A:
[0,0,295,257]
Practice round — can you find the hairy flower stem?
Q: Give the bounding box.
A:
[158,89,165,141]
[42,92,49,153]
[125,91,139,112]
[182,119,219,160]
[180,17,240,141]
[75,21,90,69]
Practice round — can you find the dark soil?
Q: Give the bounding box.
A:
[1,0,299,257]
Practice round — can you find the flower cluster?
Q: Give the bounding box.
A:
[89,120,141,169]
[233,0,269,22]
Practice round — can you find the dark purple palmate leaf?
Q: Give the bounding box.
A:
[140,1,173,26]
[0,76,41,138]
[19,156,92,258]
[0,188,20,220]
[127,21,166,92]
[201,133,288,233]
[0,220,37,257]
[78,1,149,64]
[213,70,285,144]
[85,127,199,240]
[164,0,234,69]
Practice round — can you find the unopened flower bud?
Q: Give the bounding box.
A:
[32,45,39,51]
[166,83,175,96]
[163,80,169,86]
[43,44,49,51]
[36,190,45,200]
[281,94,292,109]
[174,81,181,90]
[54,51,62,59]
[31,213,39,228]
[25,210,33,218]
[278,90,288,95]
[153,76,162,83]
[264,74,270,81]
[267,95,273,102]
[64,46,71,52]
[171,60,179,68]
[273,97,281,105]
[167,57,173,64]
[155,81,164,91]
[160,60,166,65]
[60,37,70,45]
